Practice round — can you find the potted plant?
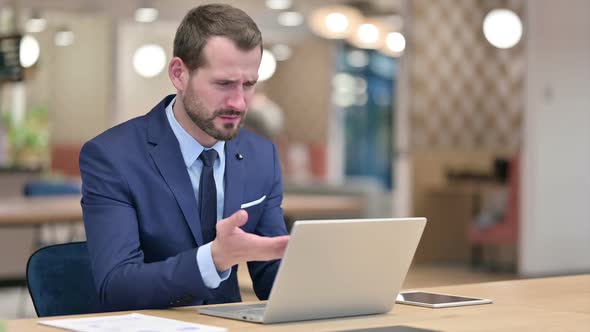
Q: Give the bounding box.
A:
[0,106,50,170]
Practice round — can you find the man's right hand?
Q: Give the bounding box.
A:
[210,210,289,272]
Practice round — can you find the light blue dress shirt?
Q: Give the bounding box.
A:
[165,97,230,288]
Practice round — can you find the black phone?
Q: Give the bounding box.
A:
[396,291,493,308]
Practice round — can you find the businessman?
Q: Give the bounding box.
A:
[80,4,289,312]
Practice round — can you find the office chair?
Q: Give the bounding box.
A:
[468,157,519,271]
[26,241,101,317]
[16,179,83,317]
[23,179,81,197]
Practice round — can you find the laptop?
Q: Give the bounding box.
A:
[198,217,427,324]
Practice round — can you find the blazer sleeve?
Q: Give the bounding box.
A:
[247,143,289,300]
[80,140,214,311]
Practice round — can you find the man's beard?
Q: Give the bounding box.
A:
[182,89,245,141]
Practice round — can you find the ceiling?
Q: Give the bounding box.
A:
[6,0,402,19]
[1,0,403,43]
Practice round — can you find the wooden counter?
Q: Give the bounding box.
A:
[5,275,589,331]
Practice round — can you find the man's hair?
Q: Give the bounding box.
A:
[173,4,262,71]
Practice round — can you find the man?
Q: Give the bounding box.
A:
[80,4,289,312]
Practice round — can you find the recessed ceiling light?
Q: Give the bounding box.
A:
[278,11,304,27]
[55,27,75,46]
[135,7,158,23]
[266,0,292,10]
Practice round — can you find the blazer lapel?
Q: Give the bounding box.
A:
[223,136,245,218]
[147,96,204,245]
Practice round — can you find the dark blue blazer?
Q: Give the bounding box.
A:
[80,95,287,312]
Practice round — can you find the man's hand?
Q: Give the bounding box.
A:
[210,210,289,272]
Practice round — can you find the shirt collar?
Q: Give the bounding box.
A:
[165,96,225,168]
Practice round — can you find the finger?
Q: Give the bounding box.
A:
[249,235,290,261]
[217,210,248,236]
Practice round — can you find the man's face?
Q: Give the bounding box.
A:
[182,37,261,142]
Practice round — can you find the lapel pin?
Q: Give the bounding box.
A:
[236,153,244,160]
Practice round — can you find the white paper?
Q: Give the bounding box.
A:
[39,313,227,332]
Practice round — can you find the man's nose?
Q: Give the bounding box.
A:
[225,88,247,112]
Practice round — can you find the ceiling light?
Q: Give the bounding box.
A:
[347,19,387,49]
[385,32,406,53]
[19,34,40,68]
[358,24,380,44]
[271,44,292,61]
[135,7,158,23]
[483,9,523,49]
[25,10,46,33]
[266,0,292,10]
[379,31,406,57]
[326,13,349,33]
[309,5,363,39]
[54,27,74,46]
[133,44,166,78]
[277,11,304,27]
[258,49,277,82]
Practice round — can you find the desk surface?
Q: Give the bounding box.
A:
[0,196,82,226]
[5,275,589,331]
[0,194,363,226]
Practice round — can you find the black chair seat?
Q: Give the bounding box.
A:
[26,241,101,317]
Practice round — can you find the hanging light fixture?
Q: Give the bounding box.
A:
[25,9,46,33]
[308,5,363,39]
[379,31,406,57]
[54,26,75,46]
[133,44,166,78]
[20,34,40,68]
[135,0,159,23]
[347,18,388,49]
[309,3,405,57]
[258,49,277,82]
[483,9,523,49]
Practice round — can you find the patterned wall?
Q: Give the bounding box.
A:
[410,0,525,151]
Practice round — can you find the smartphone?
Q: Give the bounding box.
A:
[396,291,493,308]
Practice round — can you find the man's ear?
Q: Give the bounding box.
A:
[169,57,189,92]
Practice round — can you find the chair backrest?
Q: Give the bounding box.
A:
[26,241,101,317]
[23,179,81,197]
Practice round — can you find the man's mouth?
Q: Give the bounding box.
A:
[218,114,242,125]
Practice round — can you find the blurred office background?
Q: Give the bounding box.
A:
[0,0,588,319]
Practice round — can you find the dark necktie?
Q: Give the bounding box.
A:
[198,149,218,244]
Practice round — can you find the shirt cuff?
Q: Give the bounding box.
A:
[196,242,231,289]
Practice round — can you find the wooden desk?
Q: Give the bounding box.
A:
[282,194,363,219]
[0,196,82,226]
[5,275,589,331]
[0,194,363,226]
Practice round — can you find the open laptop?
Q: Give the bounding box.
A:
[199,217,426,324]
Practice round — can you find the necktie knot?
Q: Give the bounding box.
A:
[199,149,218,167]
